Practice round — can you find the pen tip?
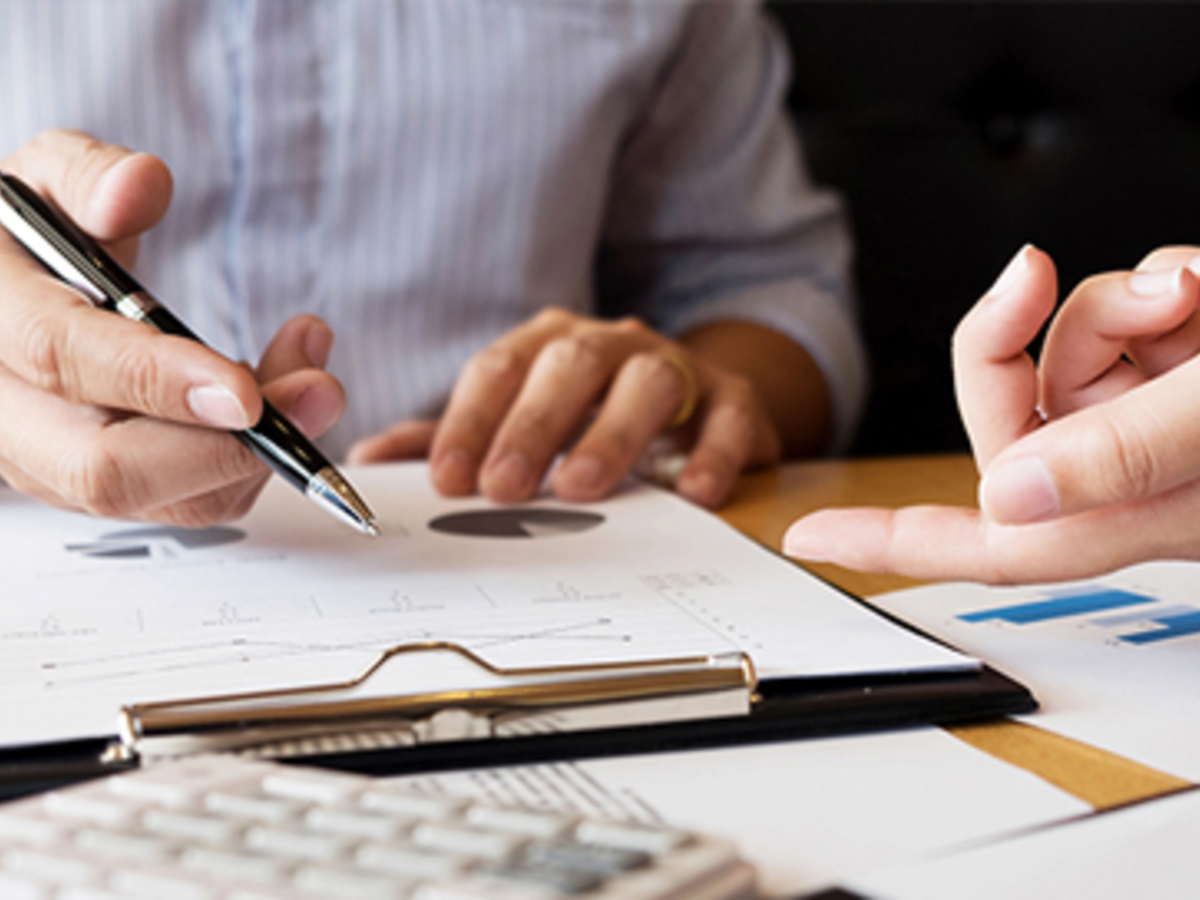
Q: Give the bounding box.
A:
[308,468,379,536]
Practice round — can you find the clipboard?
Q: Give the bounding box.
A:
[0,463,1037,794]
[103,629,1032,781]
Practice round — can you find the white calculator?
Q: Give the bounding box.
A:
[0,754,758,899]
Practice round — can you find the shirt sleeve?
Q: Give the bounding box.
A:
[596,0,867,453]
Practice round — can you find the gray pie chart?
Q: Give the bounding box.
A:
[428,508,605,539]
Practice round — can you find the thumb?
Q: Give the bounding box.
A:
[6,129,172,264]
[979,358,1200,523]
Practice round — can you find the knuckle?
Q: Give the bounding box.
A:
[1090,415,1160,502]
[510,405,557,444]
[109,340,164,415]
[61,135,121,205]
[58,445,145,519]
[540,334,607,379]
[612,316,650,338]
[16,308,72,396]
[532,307,575,330]
[468,344,527,390]
[161,487,254,530]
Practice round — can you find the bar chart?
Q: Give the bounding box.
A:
[958,586,1200,646]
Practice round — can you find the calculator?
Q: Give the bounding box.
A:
[0,753,758,898]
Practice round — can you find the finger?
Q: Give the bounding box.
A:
[979,355,1200,524]
[676,376,779,509]
[261,366,344,440]
[139,369,344,527]
[0,286,261,430]
[782,489,1194,585]
[1122,249,1200,376]
[255,315,334,382]
[347,420,438,464]
[953,244,1057,469]
[1134,245,1200,273]
[6,129,173,267]
[0,361,262,520]
[1039,268,1197,416]
[428,314,567,496]
[551,349,702,502]
[477,332,620,503]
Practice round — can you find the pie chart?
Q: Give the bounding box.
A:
[66,525,246,559]
[428,508,605,539]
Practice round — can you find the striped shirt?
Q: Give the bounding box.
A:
[0,0,865,457]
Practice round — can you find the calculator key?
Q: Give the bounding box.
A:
[574,821,691,855]
[305,806,408,841]
[293,863,419,898]
[43,792,139,828]
[413,822,525,861]
[360,788,468,821]
[412,878,560,900]
[485,861,605,894]
[181,847,292,884]
[464,805,576,839]
[0,871,52,900]
[108,867,220,900]
[244,825,353,862]
[2,849,100,886]
[203,791,305,824]
[357,843,470,879]
[0,811,69,847]
[523,839,650,875]
[142,808,244,845]
[260,768,363,805]
[75,827,178,863]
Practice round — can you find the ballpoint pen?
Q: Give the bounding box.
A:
[0,171,379,536]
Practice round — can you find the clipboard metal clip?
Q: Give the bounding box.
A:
[118,642,757,762]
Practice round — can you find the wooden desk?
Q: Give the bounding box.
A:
[719,455,1191,809]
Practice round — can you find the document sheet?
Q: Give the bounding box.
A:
[0,463,971,747]
[396,727,1087,896]
[869,561,1200,780]
[843,785,1200,900]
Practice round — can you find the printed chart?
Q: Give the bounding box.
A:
[957,586,1200,646]
[870,561,1200,779]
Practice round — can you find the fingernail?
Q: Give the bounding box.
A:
[288,386,340,436]
[558,454,605,492]
[782,523,832,563]
[1129,267,1183,297]
[980,456,1061,524]
[432,448,474,492]
[187,384,250,429]
[488,452,532,496]
[677,469,720,508]
[987,244,1032,297]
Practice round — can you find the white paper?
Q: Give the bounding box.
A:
[844,786,1200,900]
[391,727,1088,897]
[868,561,1200,780]
[0,463,971,747]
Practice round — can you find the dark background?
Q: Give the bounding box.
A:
[767,2,1200,456]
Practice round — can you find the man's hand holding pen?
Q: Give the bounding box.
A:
[0,129,346,527]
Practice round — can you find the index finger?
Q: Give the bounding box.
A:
[0,239,261,431]
[953,244,1057,468]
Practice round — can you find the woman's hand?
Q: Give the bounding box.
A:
[784,245,1200,583]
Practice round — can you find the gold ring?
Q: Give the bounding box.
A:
[662,350,701,429]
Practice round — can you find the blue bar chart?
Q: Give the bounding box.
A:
[958,586,1200,646]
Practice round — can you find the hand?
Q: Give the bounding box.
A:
[0,130,345,525]
[347,308,806,508]
[783,244,1200,583]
